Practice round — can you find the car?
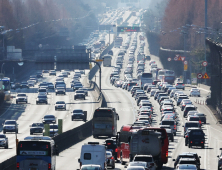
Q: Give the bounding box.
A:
[176,158,200,170]
[11,82,20,89]
[176,164,197,170]
[42,70,49,73]
[55,101,66,110]
[126,166,146,170]
[20,81,29,89]
[71,109,87,122]
[183,105,196,117]
[73,83,83,91]
[29,123,44,135]
[36,95,48,104]
[106,151,115,169]
[2,120,18,134]
[175,83,185,90]
[79,88,88,96]
[185,128,205,148]
[47,82,54,89]
[182,121,201,137]
[180,99,192,111]
[173,152,201,169]
[42,115,56,124]
[133,155,157,170]
[0,134,8,149]
[38,87,48,95]
[160,125,174,142]
[80,165,102,170]
[27,80,35,87]
[55,87,66,95]
[128,162,149,170]
[49,70,56,76]
[16,93,28,104]
[36,72,43,78]
[190,88,200,97]
[74,90,86,100]
[104,138,118,160]
[30,77,38,84]
[160,118,177,136]
[49,124,59,137]
[61,71,68,77]
[80,70,85,74]
[39,82,48,89]
[176,95,189,106]
[195,113,206,124]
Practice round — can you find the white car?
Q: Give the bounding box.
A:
[0,134,8,149]
[149,60,156,65]
[55,101,66,110]
[189,88,200,97]
[176,164,197,170]
[80,165,102,170]
[126,166,146,170]
[128,162,149,170]
[16,93,28,104]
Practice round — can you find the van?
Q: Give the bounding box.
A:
[78,142,107,170]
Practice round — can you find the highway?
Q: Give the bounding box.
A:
[56,11,222,170]
[0,8,221,170]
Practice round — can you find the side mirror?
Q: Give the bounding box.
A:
[199,156,201,158]
[173,159,175,161]
[217,155,219,158]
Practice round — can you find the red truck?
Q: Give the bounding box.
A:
[116,126,169,169]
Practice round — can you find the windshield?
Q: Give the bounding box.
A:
[5,121,16,124]
[94,110,113,118]
[38,96,47,98]
[73,110,83,113]
[32,123,43,127]
[162,121,175,125]
[56,101,65,104]
[17,94,26,96]
[50,125,58,129]
[0,135,5,138]
[44,115,54,119]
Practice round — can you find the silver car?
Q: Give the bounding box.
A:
[106,151,115,169]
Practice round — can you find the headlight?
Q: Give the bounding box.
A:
[2,140,6,143]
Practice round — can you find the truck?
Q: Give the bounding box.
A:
[103,55,112,67]
[116,127,169,170]
[139,73,153,89]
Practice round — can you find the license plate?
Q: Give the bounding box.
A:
[30,168,38,170]
[195,142,199,144]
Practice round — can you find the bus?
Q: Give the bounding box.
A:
[0,77,11,101]
[103,55,112,67]
[139,73,153,89]
[16,136,59,170]
[158,69,175,84]
[92,107,119,138]
[114,37,123,48]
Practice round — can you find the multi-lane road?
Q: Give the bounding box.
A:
[0,9,221,170]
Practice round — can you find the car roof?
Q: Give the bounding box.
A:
[179,158,196,161]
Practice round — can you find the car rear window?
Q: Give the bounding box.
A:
[186,123,199,127]
[190,117,200,121]
[180,160,196,164]
[134,157,153,162]
[162,121,175,125]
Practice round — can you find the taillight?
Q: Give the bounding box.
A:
[183,105,185,106]
[174,125,176,129]
[115,148,118,152]
[182,84,184,86]
[16,162,19,169]
[107,143,111,145]
[150,163,154,166]
[112,126,114,130]
[152,82,154,85]
[111,156,114,160]
[199,120,201,124]
[186,135,188,138]
[166,151,168,157]
[201,141,204,143]
[48,163,51,170]
[190,141,193,143]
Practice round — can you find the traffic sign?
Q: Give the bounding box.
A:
[197,73,203,79]
[202,61,208,67]
[203,73,209,79]
[178,56,182,61]
[174,56,178,61]
[184,61,188,65]
[184,64,188,71]
[168,58,172,61]
[181,57,186,61]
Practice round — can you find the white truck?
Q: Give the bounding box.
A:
[103,55,112,67]
[78,142,107,170]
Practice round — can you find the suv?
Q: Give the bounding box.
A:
[0,134,8,149]
[183,105,196,117]
[16,93,28,104]
[176,95,189,106]
[183,121,201,137]
[36,95,48,104]
[136,96,149,106]
[2,120,18,134]
[49,70,56,76]
[133,155,157,170]
[185,128,205,148]
[30,123,44,135]
[20,81,29,89]
[74,90,86,100]
[173,153,201,169]
[105,138,118,160]
[71,109,87,122]
[55,101,66,110]
[160,125,174,142]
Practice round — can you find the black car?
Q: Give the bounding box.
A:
[173,152,201,169]
[185,128,205,148]
[145,55,151,60]
[30,123,44,135]
[36,72,43,78]
[71,109,87,122]
[104,138,118,160]
[36,95,48,104]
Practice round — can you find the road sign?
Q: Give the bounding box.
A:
[117,26,140,32]
[202,61,208,67]
[184,61,188,65]
[197,73,203,79]
[178,56,182,61]
[184,64,188,71]
[168,58,172,61]
[174,56,178,61]
[181,57,186,61]
[203,72,210,79]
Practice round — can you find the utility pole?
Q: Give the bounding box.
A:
[204,0,208,84]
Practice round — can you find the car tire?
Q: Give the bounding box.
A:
[84,97,85,100]
[26,101,27,104]
[201,144,204,149]
[16,129,18,134]
[74,97,76,100]
[198,95,200,97]
[56,93,57,95]
[36,102,38,105]
[188,143,191,148]
[5,144,8,149]
[64,108,66,110]
[93,135,97,138]
[16,101,18,104]
[185,142,187,146]
[112,164,115,169]
[3,130,6,134]
[46,102,48,104]
[174,132,176,136]
[55,108,57,111]
[171,138,174,142]
[30,132,33,135]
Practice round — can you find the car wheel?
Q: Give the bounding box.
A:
[84,97,85,100]
[74,97,76,100]
[201,144,204,149]
[112,164,115,169]
[3,130,6,134]
[26,101,27,104]
[5,144,8,149]
[16,101,18,104]
[93,135,97,138]
[56,93,57,95]
[64,108,66,110]
[30,132,33,135]
[171,138,174,142]
[55,108,57,111]
[174,132,176,136]
[46,102,48,104]
[16,129,18,134]
[188,143,191,148]
[185,142,187,146]
[36,102,38,105]
[198,95,200,97]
